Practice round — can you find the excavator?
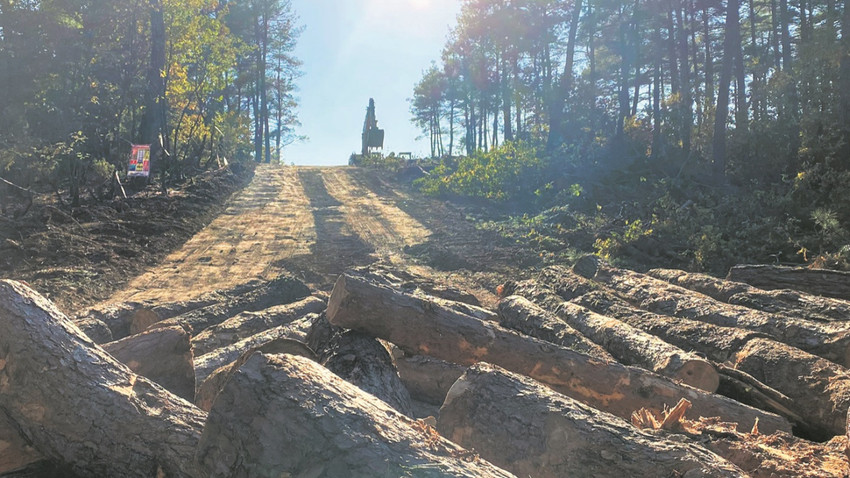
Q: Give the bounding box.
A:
[361,98,384,156]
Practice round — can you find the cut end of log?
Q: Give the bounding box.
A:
[130,309,161,335]
[572,255,602,279]
[677,359,721,393]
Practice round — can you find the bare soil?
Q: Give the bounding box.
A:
[0,164,537,313]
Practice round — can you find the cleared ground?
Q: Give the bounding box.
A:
[110,165,535,307]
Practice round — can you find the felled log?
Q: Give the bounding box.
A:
[72,301,144,342]
[392,351,467,406]
[327,269,790,434]
[575,257,850,367]
[319,330,413,415]
[715,364,804,430]
[194,338,315,412]
[555,300,719,392]
[193,314,316,389]
[194,353,516,478]
[497,295,616,361]
[569,290,842,438]
[500,292,717,391]
[728,264,850,301]
[0,280,206,477]
[438,363,746,478]
[190,296,326,356]
[149,274,310,335]
[734,337,850,439]
[650,268,850,322]
[102,325,195,401]
[71,315,113,343]
[72,278,267,341]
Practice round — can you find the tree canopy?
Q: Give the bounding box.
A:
[0,0,301,205]
[410,0,850,272]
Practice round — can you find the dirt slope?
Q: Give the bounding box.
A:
[109,165,535,307]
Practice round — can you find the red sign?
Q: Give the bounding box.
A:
[128,144,151,177]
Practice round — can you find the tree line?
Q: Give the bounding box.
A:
[410,0,850,271]
[0,0,301,206]
[411,0,850,181]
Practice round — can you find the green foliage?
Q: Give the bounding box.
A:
[415,141,543,201]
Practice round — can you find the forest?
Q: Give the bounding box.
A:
[410,0,850,274]
[0,0,301,207]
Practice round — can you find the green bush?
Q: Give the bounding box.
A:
[414,141,544,201]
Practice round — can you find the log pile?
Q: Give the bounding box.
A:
[2,261,849,477]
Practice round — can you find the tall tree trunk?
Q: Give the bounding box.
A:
[841,0,850,165]
[712,0,739,179]
[546,0,583,152]
[502,53,513,142]
[703,8,714,106]
[676,3,692,153]
[142,0,167,184]
[652,27,662,159]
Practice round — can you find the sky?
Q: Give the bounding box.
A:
[284,0,461,166]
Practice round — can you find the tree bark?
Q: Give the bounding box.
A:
[318,330,413,416]
[712,0,738,178]
[195,353,516,478]
[569,290,843,439]
[734,337,850,439]
[191,296,325,356]
[728,264,850,301]
[504,279,719,391]
[576,258,850,367]
[74,278,267,341]
[149,275,309,335]
[0,280,205,478]
[554,300,720,392]
[650,268,850,322]
[497,295,616,362]
[194,314,315,390]
[194,338,315,412]
[391,350,467,406]
[102,325,195,402]
[71,316,113,344]
[327,269,790,434]
[438,363,746,478]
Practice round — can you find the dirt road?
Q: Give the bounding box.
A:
[110,165,534,307]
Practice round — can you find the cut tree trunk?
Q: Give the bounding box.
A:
[574,257,850,367]
[0,280,206,478]
[733,337,850,439]
[497,295,616,361]
[568,290,840,438]
[326,269,790,434]
[102,325,195,401]
[195,353,516,478]
[73,277,273,341]
[190,296,326,356]
[149,275,310,335]
[438,362,746,478]
[194,338,315,412]
[650,268,850,322]
[728,264,850,301]
[71,316,113,343]
[72,301,146,342]
[392,351,467,406]
[193,314,316,390]
[318,330,413,415]
[501,293,718,392]
[556,300,719,392]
